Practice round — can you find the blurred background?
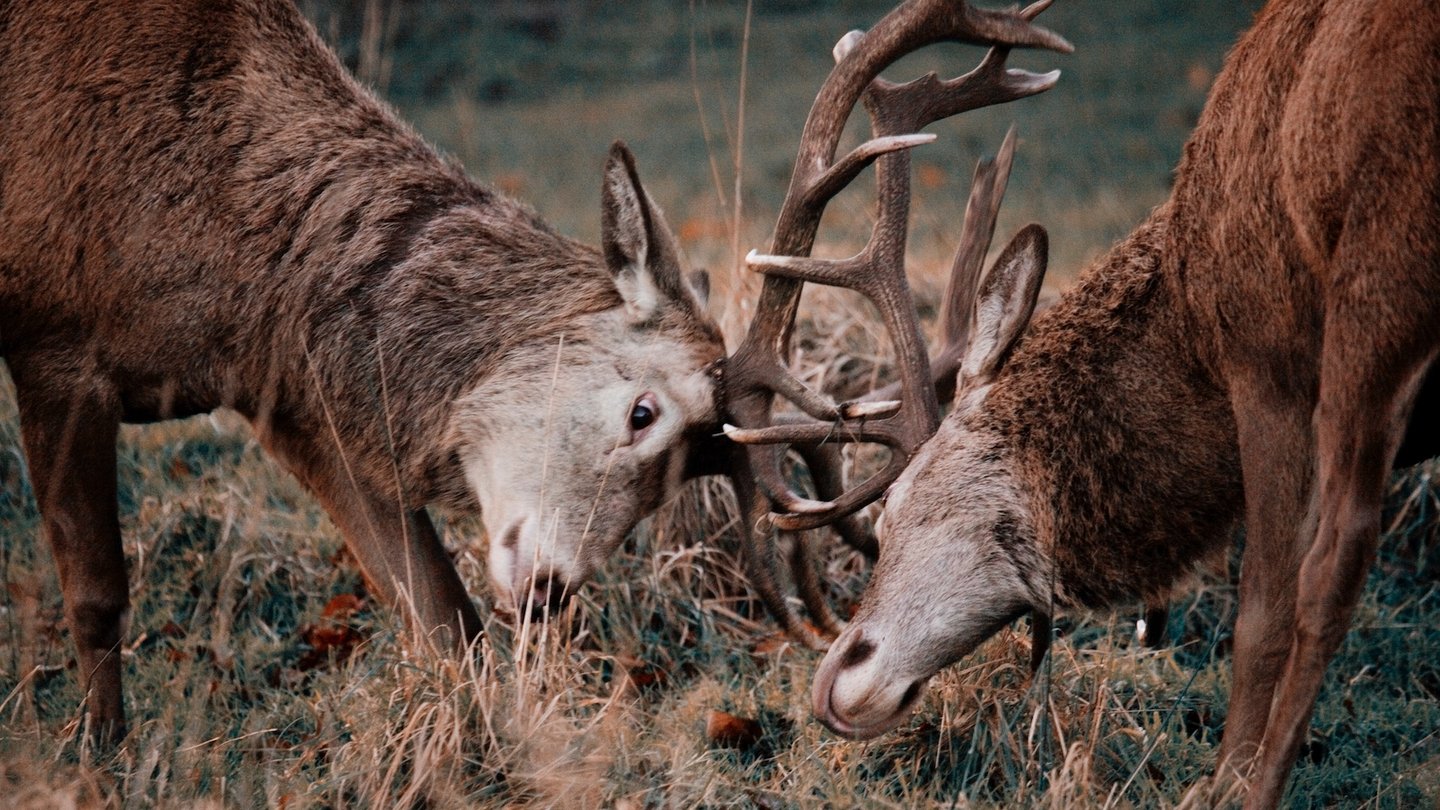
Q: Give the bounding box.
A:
[298,0,1263,291]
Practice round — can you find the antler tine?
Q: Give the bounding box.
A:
[787,436,868,637]
[790,440,878,559]
[863,1,1066,138]
[863,125,1017,406]
[771,453,909,532]
[790,528,846,636]
[731,419,872,649]
[728,440,830,651]
[932,124,1016,402]
[725,0,1068,531]
[939,126,1017,357]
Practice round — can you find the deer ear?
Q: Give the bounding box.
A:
[688,269,711,307]
[959,224,1048,389]
[601,141,694,321]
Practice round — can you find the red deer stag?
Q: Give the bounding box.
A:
[0,0,1067,741]
[804,1,1438,806]
[0,0,730,740]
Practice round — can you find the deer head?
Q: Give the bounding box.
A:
[453,144,724,615]
[811,224,1052,738]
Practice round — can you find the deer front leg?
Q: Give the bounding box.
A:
[14,377,129,742]
[1141,602,1169,648]
[259,427,483,648]
[1245,343,1435,810]
[1217,377,1313,780]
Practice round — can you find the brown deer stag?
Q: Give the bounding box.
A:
[0,0,1069,742]
[804,0,1438,806]
[0,0,731,740]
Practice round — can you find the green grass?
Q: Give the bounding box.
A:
[4,1,1439,807]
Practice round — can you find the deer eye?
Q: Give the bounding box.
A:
[629,394,659,433]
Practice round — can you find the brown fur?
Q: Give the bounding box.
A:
[0,0,723,740]
[984,213,1242,610]
[814,1,1438,806]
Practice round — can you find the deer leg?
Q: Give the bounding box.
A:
[14,378,128,742]
[1141,602,1169,648]
[1217,380,1313,777]
[258,426,483,647]
[1245,344,1434,810]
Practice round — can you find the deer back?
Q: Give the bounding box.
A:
[0,0,724,612]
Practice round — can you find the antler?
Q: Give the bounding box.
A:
[719,0,1069,646]
[775,128,1024,645]
[724,0,1068,530]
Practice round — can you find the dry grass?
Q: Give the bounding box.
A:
[2,378,1436,807]
[3,2,1439,808]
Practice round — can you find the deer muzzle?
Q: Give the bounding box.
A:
[811,626,928,740]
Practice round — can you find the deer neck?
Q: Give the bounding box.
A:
[978,208,1244,609]
[281,197,624,509]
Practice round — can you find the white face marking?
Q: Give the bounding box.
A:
[452,308,720,612]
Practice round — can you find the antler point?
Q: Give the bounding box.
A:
[841,399,902,419]
[833,30,865,64]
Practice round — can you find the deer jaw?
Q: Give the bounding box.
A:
[812,413,1045,738]
[456,308,720,615]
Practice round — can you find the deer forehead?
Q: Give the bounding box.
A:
[603,319,722,409]
[889,420,1009,517]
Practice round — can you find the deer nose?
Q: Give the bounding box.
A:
[520,572,572,620]
[812,627,926,740]
[835,631,877,670]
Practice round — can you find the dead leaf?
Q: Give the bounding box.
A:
[321,593,363,621]
[706,710,763,749]
[294,594,367,672]
[750,633,792,663]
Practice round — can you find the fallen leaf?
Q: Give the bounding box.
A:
[752,634,790,657]
[294,594,367,672]
[321,594,363,621]
[706,710,763,749]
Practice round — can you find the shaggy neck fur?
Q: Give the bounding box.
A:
[976,212,1243,609]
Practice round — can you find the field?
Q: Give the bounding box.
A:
[3,1,1438,807]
